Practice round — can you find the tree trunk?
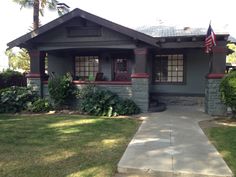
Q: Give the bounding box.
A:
[33,0,40,30]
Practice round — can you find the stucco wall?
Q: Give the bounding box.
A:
[151,48,209,95]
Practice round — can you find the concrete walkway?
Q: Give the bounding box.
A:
[117,106,233,177]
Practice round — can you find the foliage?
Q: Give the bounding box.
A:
[78,85,140,116]
[48,73,76,109]
[220,71,236,117]
[5,49,30,72]
[27,98,53,113]
[13,0,69,30]
[0,114,140,177]
[116,99,140,115]
[78,85,120,117]
[0,86,39,113]
[227,43,236,64]
[0,69,26,89]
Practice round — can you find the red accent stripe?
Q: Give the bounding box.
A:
[206,73,225,79]
[131,73,149,78]
[26,73,41,78]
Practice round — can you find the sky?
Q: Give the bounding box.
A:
[0,0,236,70]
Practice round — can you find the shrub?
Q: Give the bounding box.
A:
[115,99,140,115]
[78,85,119,117]
[48,73,77,109]
[27,98,53,113]
[78,85,140,116]
[0,86,38,113]
[220,71,236,117]
[0,69,26,89]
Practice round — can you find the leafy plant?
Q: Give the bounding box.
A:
[220,71,236,117]
[78,85,140,116]
[115,99,140,115]
[48,73,77,109]
[0,86,39,113]
[28,98,53,113]
[0,69,26,89]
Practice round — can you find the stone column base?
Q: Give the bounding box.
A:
[26,73,42,96]
[131,73,149,113]
[205,74,226,116]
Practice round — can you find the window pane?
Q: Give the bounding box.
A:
[75,56,99,80]
[154,54,184,83]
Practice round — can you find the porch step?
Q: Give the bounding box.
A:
[149,101,166,112]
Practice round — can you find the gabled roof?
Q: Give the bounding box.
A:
[7,8,158,49]
[137,26,229,38]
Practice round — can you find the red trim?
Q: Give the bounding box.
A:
[131,73,149,78]
[212,47,227,54]
[134,48,147,55]
[43,80,131,85]
[26,73,41,78]
[206,73,225,79]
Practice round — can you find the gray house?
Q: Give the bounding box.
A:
[8,8,229,115]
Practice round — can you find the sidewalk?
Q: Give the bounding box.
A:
[117,106,233,177]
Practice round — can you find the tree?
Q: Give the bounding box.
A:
[227,43,236,64]
[13,0,69,30]
[5,49,30,72]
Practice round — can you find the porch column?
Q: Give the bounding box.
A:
[26,49,46,96]
[205,46,227,116]
[131,48,149,112]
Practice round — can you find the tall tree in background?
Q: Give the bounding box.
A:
[5,49,30,72]
[13,0,69,30]
[227,44,236,64]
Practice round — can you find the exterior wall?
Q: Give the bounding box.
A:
[132,77,149,112]
[34,18,136,50]
[151,48,209,95]
[205,78,226,116]
[43,83,132,99]
[48,52,74,76]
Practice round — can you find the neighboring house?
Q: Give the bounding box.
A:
[7,8,229,115]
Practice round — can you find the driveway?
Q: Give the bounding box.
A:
[117,106,233,177]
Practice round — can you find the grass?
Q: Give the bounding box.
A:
[0,114,140,177]
[206,126,236,175]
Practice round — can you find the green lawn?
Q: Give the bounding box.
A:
[0,114,140,177]
[206,126,236,175]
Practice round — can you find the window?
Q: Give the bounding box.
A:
[75,56,99,80]
[154,54,184,83]
[114,58,130,81]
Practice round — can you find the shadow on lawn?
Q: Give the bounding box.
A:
[0,115,138,177]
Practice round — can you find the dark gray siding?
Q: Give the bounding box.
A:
[48,52,74,76]
[34,17,136,50]
[151,49,209,95]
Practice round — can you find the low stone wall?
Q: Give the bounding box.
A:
[132,78,149,112]
[43,83,132,100]
[205,78,226,116]
[155,95,204,106]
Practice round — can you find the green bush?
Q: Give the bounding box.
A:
[48,73,77,109]
[220,71,236,117]
[0,86,38,113]
[27,98,53,113]
[78,85,140,116]
[115,99,140,115]
[0,69,26,89]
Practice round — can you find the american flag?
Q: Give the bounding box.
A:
[205,24,216,53]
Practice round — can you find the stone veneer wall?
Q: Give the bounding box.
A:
[43,84,132,100]
[27,78,41,95]
[132,78,149,112]
[205,78,226,116]
[156,95,204,106]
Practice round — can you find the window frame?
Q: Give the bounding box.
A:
[152,52,186,85]
[74,55,100,81]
